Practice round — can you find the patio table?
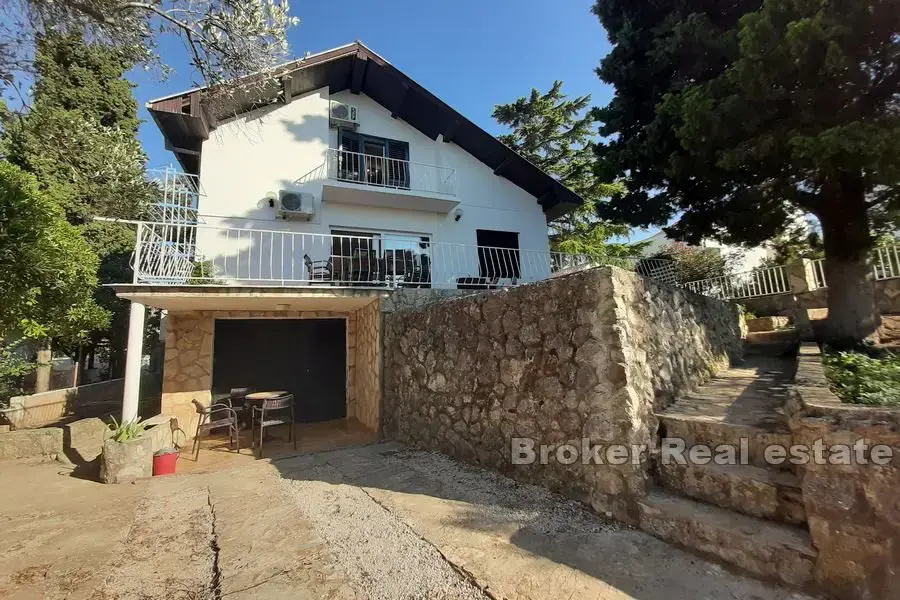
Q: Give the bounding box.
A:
[244,391,291,402]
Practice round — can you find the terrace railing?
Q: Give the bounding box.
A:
[325,148,457,197]
[805,242,900,290]
[131,222,676,289]
[685,241,900,300]
[684,265,791,300]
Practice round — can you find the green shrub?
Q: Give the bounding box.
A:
[823,349,900,407]
[108,416,147,442]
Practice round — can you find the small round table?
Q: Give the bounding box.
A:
[244,391,290,402]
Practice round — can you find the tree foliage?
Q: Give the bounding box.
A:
[761,220,825,267]
[0,162,108,347]
[593,0,900,343]
[493,81,633,258]
[2,0,298,98]
[1,32,153,371]
[652,242,744,285]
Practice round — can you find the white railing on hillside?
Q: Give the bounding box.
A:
[131,222,676,289]
[873,243,900,281]
[806,242,900,290]
[684,265,791,300]
[811,258,827,289]
[325,148,457,197]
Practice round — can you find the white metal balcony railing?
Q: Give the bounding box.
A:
[325,148,458,197]
[685,241,900,300]
[131,222,677,289]
[684,265,791,300]
[811,258,827,290]
[146,168,202,224]
[805,243,900,290]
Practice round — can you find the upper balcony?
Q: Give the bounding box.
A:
[322,148,460,213]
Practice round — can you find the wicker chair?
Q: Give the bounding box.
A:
[250,393,296,458]
[191,399,240,461]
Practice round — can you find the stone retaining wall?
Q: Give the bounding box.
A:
[382,266,742,523]
[788,343,900,599]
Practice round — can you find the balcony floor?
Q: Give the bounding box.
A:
[111,283,392,311]
[322,179,459,213]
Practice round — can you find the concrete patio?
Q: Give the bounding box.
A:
[0,443,817,600]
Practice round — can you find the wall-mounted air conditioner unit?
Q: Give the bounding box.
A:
[329,101,359,128]
[277,190,315,221]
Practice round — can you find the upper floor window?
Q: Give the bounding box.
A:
[337,129,410,189]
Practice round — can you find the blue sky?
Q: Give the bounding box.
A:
[131,0,614,170]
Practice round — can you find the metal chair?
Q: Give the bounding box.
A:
[228,387,253,427]
[304,254,332,282]
[191,398,240,461]
[250,393,296,458]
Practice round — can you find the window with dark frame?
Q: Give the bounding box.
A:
[338,129,410,189]
[476,229,521,279]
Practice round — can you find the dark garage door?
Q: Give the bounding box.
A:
[211,319,347,423]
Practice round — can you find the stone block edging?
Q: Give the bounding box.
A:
[789,342,900,436]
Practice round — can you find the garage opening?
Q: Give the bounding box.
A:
[211,318,347,422]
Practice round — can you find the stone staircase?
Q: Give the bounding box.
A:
[641,342,818,590]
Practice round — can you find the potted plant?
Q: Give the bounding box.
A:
[100,417,153,483]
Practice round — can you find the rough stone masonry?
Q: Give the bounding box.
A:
[382,266,742,523]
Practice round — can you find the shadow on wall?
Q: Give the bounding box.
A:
[211,102,329,148]
[280,114,330,146]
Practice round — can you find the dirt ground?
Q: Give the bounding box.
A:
[0,443,817,600]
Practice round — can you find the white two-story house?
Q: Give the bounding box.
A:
[114,42,584,438]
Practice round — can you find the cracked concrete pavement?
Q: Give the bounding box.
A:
[0,443,817,599]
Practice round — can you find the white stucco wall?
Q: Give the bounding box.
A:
[194,87,550,285]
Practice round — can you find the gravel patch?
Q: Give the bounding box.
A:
[379,447,617,536]
[280,461,491,600]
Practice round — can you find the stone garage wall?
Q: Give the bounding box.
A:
[162,308,378,438]
[382,266,742,523]
[347,299,381,431]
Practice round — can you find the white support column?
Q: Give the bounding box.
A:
[122,301,146,422]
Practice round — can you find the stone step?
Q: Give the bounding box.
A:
[743,338,799,358]
[638,490,817,589]
[745,328,799,344]
[654,460,806,525]
[658,414,793,471]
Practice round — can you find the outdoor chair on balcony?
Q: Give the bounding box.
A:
[304,254,333,283]
[456,275,501,290]
[250,393,296,459]
[191,398,240,461]
[405,254,431,288]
